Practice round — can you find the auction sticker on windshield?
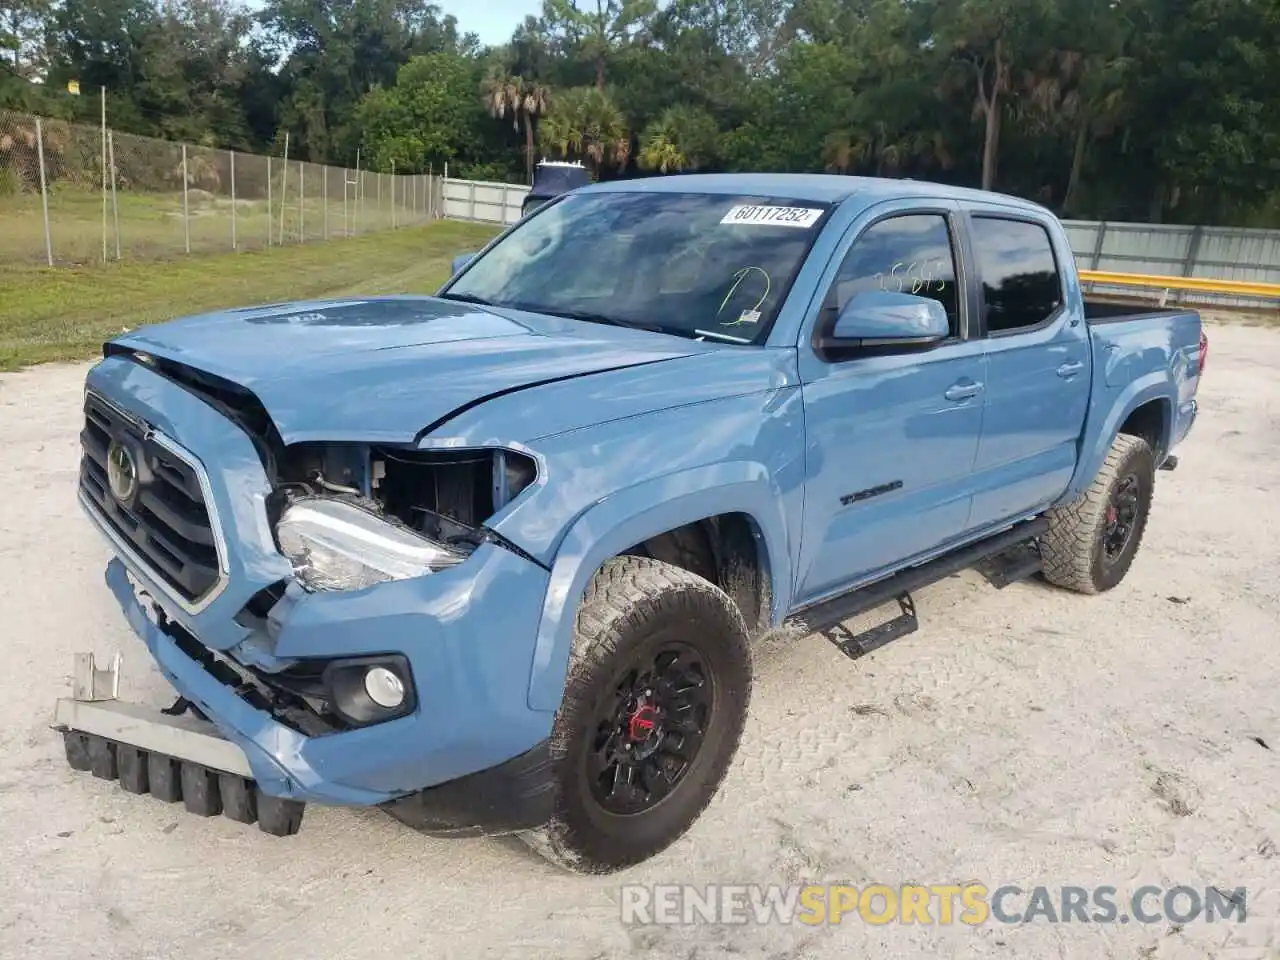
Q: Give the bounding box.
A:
[720,205,824,228]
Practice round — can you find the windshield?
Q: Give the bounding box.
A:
[442,191,831,344]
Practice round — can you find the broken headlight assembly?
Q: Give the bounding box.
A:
[276,497,465,592]
[271,445,538,592]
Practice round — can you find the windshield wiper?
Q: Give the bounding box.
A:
[533,306,696,340]
[694,328,753,344]
[438,292,495,307]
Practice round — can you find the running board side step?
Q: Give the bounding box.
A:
[785,518,1049,661]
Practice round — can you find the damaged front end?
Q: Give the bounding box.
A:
[61,352,559,835]
[227,440,543,732]
[268,440,539,593]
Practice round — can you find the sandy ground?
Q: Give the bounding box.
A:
[0,320,1277,960]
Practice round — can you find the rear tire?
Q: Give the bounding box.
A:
[520,557,752,874]
[1040,433,1155,594]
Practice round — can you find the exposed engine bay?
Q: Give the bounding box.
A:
[270,442,537,553]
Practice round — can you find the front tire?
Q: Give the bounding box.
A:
[520,557,752,874]
[1040,433,1156,594]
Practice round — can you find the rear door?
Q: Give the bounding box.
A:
[960,208,1090,529]
[794,200,986,606]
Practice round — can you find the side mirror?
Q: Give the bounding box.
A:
[825,290,948,352]
[451,253,476,275]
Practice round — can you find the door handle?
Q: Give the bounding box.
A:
[944,380,983,402]
[1057,360,1084,378]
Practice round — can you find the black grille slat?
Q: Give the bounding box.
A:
[152,455,204,504]
[80,427,108,467]
[79,394,220,604]
[138,489,216,547]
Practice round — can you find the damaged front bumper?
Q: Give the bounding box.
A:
[61,357,559,834]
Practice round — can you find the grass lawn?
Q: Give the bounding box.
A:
[0,220,501,371]
[1,186,434,266]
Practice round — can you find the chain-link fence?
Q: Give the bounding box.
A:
[0,109,442,267]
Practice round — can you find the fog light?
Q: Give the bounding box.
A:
[322,655,416,727]
[364,666,405,709]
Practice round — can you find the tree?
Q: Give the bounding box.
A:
[9,0,1280,226]
[356,51,490,173]
[2,0,49,78]
[539,85,630,177]
[260,0,470,161]
[481,53,550,184]
[638,104,719,172]
[542,0,657,90]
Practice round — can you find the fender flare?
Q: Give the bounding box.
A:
[1066,372,1173,500]
[525,461,793,712]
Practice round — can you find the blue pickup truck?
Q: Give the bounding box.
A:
[58,174,1205,873]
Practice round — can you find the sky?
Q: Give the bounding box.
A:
[438,0,543,46]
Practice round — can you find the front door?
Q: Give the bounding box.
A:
[794,203,986,607]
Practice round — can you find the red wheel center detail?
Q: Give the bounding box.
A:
[628,704,660,741]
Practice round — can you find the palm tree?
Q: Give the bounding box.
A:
[639,130,687,173]
[539,86,631,179]
[1016,37,1131,215]
[519,81,551,178]
[821,130,869,175]
[637,105,720,174]
[481,63,551,185]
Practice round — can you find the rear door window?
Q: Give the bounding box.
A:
[970,217,1064,334]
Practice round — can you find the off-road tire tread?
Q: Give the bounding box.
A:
[520,556,751,874]
[1040,433,1154,594]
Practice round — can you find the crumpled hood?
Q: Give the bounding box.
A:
[109,296,706,444]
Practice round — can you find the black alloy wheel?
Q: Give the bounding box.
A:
[586,643,714,816]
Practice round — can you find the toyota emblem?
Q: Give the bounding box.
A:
[106,439,139,504]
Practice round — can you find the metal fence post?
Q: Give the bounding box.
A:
[469,181,476,221]
[298,160,304,243]
[323,164,329,240]
[1183,225,1204,277]
[411,175,416,224]
[279,133,289,246]
[391,160,396,229]
[108,131,120,259]
[230,150,237,251]
[1090,221,1107,270]
[100,87,108,264]
[35,117,53,266]
[181,143,190,254]
[343,169,349,237]
[266,156,272,246]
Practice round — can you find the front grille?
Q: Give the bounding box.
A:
[79,392,221,605]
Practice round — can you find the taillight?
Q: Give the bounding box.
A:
[1198,330,1208,374]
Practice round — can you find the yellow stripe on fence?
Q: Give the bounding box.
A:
[1079,269,1280,300]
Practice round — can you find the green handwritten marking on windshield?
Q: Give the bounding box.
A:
[719,266,772,324]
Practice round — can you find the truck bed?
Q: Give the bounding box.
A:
[1083,298,1193,325]
[1070,301,1203,489]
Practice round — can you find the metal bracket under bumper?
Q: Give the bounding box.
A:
[54,698,254,778]
[53,656,304,836]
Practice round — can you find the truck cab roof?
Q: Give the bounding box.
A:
[578,172,1050,216]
